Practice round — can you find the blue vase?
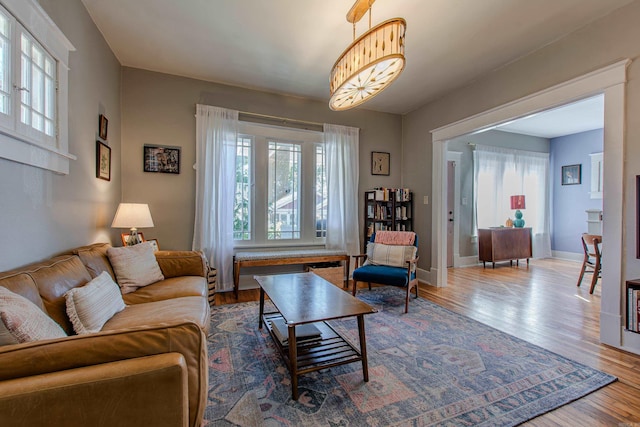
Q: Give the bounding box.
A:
[513,210,525,228]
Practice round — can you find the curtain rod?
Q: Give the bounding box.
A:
[238,111,324,131]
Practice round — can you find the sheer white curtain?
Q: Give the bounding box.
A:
[324,124,360,259]
[193,105,238,291]
[473,145,551,258]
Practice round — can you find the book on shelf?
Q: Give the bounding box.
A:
[269,318,321,346]
[636,290,640,331]
[627,286,640,331]
[369,188,412,202]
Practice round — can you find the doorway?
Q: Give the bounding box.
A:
[430,60,628,349]
[446,151,462,268]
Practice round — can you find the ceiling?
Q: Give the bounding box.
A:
[81,0,632,115]
[496,95,604,139]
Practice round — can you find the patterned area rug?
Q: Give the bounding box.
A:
[204,287,615,426]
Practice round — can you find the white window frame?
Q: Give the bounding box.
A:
[235,122,325,249]
[0,0,75,174]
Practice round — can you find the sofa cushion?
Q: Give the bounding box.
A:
[0,273,45,312]
[72,242,116,281]
[65,271,126,335]
[365,243,417,268]
[28,255,93,335]
[122,276,207,305]
[0,287,66,345]
[154,251,207,278]
[102,296,210,335]
[352,264,412,287]
[107,243,164,294]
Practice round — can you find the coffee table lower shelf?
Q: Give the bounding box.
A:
[262,312,364,386]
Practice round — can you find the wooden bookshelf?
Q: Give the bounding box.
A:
[363,189,413,251]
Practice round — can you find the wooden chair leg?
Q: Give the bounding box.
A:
[405,286,410,313]
[414,281,419,299]
[576,261,587,287]
[589,261,600,294]
[368,282,371,291]
[352,279,358,296]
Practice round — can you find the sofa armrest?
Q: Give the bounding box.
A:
[0,353,188,427]
[0,322,207,427]
[155,251,207,278]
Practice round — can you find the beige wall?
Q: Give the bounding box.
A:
[0,0,121,271]
[403,0,640,276]
[121,68,403,251]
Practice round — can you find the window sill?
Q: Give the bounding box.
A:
[233,242,326,251]
[0,131,76,174]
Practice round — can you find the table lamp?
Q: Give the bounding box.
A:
[111,203,154,246]
[510,195,526,228]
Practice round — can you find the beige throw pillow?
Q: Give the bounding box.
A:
[107,243,164,294]
[0,287,67,345]
[365,242,417,268]
[65,271,126,334]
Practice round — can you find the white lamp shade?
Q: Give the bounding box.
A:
[111,203,154,229]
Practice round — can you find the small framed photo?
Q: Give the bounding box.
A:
[371,151,390,176]
[98,114,108,140]
[121,232,145,246]
[96,140,111,181]
[144,145,180,174]
[561,164,581,185]
[147,239,160,252]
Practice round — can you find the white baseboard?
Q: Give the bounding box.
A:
[551,250,582,262]
[454,255,480,267]
[417,267,431,287]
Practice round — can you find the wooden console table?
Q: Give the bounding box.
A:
[478,227,532,268]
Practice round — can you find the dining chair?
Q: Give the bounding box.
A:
[577,233,602,294]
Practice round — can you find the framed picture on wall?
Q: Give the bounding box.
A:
[371,151,390,176]
[143,145,181,174]
[96,140,111,181]
[98,114,108,140]
[561,164,581,185]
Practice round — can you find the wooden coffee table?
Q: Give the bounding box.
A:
[255,272,377,400]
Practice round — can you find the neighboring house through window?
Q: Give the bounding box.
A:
[233,122,326,247]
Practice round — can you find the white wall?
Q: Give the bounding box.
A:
[0,0,121,271]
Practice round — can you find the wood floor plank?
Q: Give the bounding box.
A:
[215,258,640,425]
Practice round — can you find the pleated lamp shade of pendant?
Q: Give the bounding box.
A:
[329,18,406,111]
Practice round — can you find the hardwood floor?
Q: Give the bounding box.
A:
[216,258,640,426]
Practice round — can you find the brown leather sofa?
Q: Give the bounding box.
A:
[0,243,210,427]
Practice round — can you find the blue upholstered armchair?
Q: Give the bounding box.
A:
[352,232,419,313]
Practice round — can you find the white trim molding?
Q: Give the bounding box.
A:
[430,59,632,353]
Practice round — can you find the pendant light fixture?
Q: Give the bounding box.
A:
[329,0,406,111]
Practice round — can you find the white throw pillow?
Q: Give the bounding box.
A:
[65,271,126,335]
[365,242,417,268]
[107,242,164,294]
[0,287,67,345]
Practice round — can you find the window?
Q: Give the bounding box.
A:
[233,122,326,246]
[0,0,74,174]
[234,136,252,240]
